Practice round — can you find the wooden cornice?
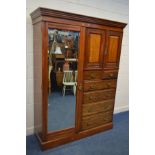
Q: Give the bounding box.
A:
[30,7,127,28]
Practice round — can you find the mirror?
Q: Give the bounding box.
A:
[48,28,79,132]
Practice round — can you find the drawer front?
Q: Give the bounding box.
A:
[103,70,118,79]
[82,99,114,116]
[84,89,116,104]
[84,79,117,92]
[84,70,102,80]
[81,111,113,130]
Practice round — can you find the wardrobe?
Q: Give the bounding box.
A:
[31,7,126,150]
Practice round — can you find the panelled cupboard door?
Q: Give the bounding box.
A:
[104,31,123,69]
[84,28,106,70]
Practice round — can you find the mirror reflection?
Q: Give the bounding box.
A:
[48,28,79,131]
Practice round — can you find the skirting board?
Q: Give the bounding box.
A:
[114,105,129,114]
[26,105,129,136]
[26,127,34,136]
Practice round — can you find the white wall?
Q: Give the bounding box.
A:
[26,0,129,135]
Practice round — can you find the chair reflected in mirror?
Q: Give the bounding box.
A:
[62,70,78,96]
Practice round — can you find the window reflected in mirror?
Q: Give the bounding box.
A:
[48,28,79,131]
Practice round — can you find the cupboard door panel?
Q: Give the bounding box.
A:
[84,28,106,70]
[89,34,101,63]
[108,36,119,62]
[104,31,123,69]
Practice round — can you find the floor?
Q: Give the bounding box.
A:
[48,91,76,131]
[26,111,129,155]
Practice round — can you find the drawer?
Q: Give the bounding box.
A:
[84,79,117,92]
[81,111,113,130]
[103,70,118,79]
[84,70,102,80]
[84,89,116,104]
[82,99,114,116]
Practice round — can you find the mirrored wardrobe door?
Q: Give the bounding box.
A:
[47,28,80,132]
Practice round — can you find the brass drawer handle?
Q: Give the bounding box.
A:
[109,73,113,77]
[90,85,96,90]
[94,97,97,100]
[86,122,91,126]
[89,96,93,100]
[89,96,97,101]
[106,83,111,88]
[105,94,109,98]
[104,105,112,111]
[88,108,93,112]
[90,73,95,79]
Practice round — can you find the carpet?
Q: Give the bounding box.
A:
[26,111,129,155]
[48,91,76,131]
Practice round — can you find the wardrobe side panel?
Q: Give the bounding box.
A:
[33,22,43,135]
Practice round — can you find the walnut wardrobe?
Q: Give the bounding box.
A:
[30,7,126,150]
